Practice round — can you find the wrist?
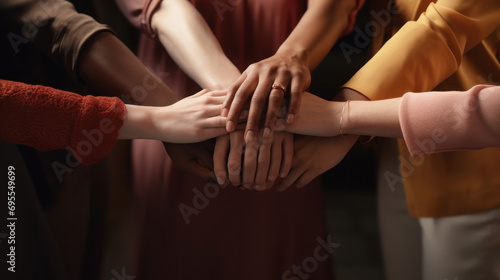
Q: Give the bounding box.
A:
[329,101,344,136]
[118,105,157,140]
[338,101,350,136]
[275,45,310,66]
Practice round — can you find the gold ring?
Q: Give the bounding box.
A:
[271,83,286,92]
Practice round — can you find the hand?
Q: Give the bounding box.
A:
[283,92,343,137]
[164,140,216,182]
[120,89,228,143]
[154,89,228,143]
[278,134,358,191]
[222,53,311,143]
[213,130,293,190]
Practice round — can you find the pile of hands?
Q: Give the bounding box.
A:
[154,59,360,191]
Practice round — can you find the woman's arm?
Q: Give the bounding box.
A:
[284,91,401,138]
[222,0,363,140]
[119,89,228,143]
[150,0,241,90]
[124,0,296,188]
[0,80,228,164]
[286,85,500,156]
[116,0,240,87]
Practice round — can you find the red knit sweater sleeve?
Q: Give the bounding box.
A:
[0,79,125,165]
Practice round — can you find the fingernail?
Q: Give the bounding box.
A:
[255,185,263,190]
[226,121,235,132]
[286,114,295,124]
[263,128,272,139]
[268,175,275,181]
[221,108,229,117]
[245,131,256,143]
[243,184,251,189]
[217,175,225,185]
[280,171,287,178]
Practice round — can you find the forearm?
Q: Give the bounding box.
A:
[151,0,240,90]
[78,32,178,106]
[343,99,402,138]
[277,0,358,70]
[286,90,401,138]
[118,105,157,140]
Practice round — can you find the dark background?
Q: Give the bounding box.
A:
[0,0,384,279]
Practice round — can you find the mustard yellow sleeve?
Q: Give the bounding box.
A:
[343,0,500,100]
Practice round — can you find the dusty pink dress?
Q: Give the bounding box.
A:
[117,0,332,279]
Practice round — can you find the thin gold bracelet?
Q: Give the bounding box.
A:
[339,100,350,137]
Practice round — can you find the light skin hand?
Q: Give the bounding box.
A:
[78,32,216,181]
[118,89,227,182]
[284,92,403,138]
[119,89,228,143]
[283,92,342,137]
[278,88,369,190]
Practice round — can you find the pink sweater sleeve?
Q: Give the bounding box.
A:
[400,85,500,156]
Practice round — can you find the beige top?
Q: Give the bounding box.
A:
[345,0,500,217]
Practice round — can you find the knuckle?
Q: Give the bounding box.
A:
[277,67,291,77]
[202,97,211,105]
[291,70,305,79]
[227,161,241,175]
[247,63,259,72]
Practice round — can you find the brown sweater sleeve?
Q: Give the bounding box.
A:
[0,0,114,78]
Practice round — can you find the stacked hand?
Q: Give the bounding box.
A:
[222,52,311,142]
[213,130,293,190]
[127,65,360,188]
